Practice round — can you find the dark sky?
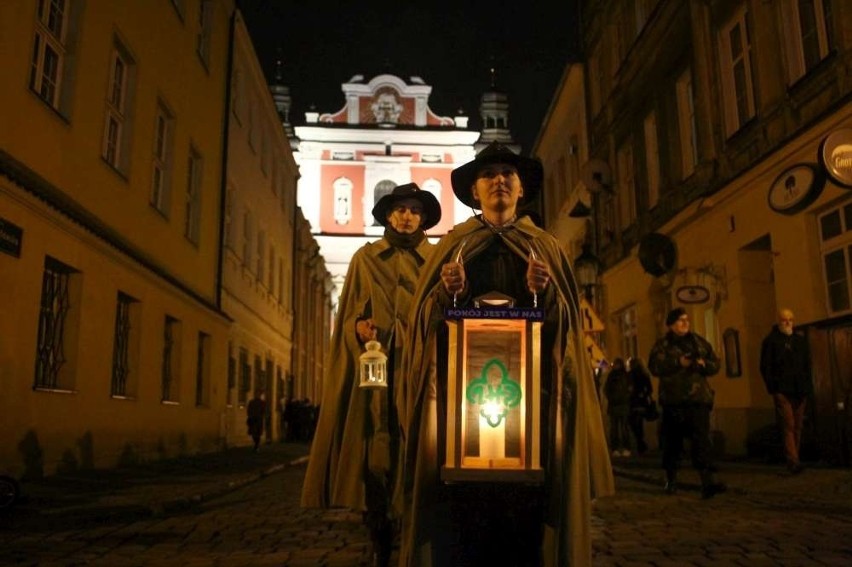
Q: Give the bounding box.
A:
[237,1,580,155]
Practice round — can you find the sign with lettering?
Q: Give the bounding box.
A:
[820,128,852,189]
[0,217,23,258]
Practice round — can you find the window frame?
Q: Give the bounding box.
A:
[718,6,757,136]
[151,100,174,215]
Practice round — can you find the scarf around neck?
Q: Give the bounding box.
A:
[383,226,426,249]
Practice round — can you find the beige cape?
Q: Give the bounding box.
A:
[396,216,614,566]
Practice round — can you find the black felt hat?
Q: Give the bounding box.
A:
[665,307,687,326]
[371,183,442,230]
[450,142,544,209]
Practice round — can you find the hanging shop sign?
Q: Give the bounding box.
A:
[819,128,852,188]
[767,163,825,215]
[675,285,711,304]
[0,217,23,258]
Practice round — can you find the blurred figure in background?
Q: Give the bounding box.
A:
[627,357,655,455]
[605,358,632,457]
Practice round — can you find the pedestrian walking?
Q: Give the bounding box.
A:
[627,356,655,455]
[759,308,813,474]
[604,358,632,457]
[246,391,266,452]
[301,183,441,567]
[396,142,613,566]
[648,307,726,499]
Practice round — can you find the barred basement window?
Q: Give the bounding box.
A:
[161,315,180,402]
[238,347,250,405]
[110,291,138,397]
[34,256,78,390]
[195,331,210,407]
[227,342,236,407]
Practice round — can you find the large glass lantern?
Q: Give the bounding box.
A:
[359,340,388,389]
[442,305,544,484]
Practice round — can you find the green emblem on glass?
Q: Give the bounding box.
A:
[466,359,522,427]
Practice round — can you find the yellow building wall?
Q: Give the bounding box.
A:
[219,12,298,447]
[602,101,852,455]
[0,0,235,477]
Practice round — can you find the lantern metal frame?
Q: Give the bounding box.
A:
[442,307,544,484]
[359,339,388,389]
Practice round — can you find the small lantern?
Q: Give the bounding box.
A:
[359,339,388,389]
[442,304,543,484]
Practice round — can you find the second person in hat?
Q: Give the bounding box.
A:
[301,182,441,567]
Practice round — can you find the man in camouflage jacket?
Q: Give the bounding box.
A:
[648,307,726,499]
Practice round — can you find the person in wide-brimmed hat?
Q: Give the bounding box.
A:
[371,182,441,230]
[450,141,544,210]
[302,181,441,567]
[395,142,613,566]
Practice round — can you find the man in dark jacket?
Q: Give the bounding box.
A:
[759,308,813,474]
[648,307,726,499]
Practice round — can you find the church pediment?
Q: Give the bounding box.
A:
[319,73,454,128]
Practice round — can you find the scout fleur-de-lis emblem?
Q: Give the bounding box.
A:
[466,359,522,427]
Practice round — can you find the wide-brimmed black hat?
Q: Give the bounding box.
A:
[450,142,544,209]
[371,182,442,230]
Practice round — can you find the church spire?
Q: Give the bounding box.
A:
[477,59,518,153]
[269,48,296,143]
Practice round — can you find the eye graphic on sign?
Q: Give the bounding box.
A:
[767,163,825,215]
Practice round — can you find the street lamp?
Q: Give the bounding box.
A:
[574,243,601,301]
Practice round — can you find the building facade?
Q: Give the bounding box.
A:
[0,1,332,477]
[536,0,852,462]
[291,73,483,296]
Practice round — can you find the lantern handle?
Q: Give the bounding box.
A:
[529,244,539,308]
[452,237,469,308]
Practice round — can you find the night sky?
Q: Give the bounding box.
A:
[237,1,580,156]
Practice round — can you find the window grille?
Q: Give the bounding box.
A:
[162,316,177,401]
[34,256,74,389]
[111,292,134,396]
[195,332,209,406]
[238,347,250,404]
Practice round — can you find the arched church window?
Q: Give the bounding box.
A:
[372,179,396,226]
[333,177,353,225]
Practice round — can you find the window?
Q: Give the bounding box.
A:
[643,112,660,208]
[184,147,202,244]
[618,306,638,361]
[195,331,210,407]
[616,140,636,229]
[230,65,242,122]
[238,347,250,405]
[719,7,756,136]
[256,230,266,282]
[170,0,185,20]
[782,0,833,83]
[242,210,254,267]
[260,129,269,175]
[29,0,71,110]
[278,258,286,304]
[224,187,234,249]
[161,315,181,403]
[34,256,80,391]
[196,0,213,67]
[151,101,174,215]
[819,200,852,314]
[372,180,396,227]
[333,177,353,226]
[676,68,699,178]
[111,291,139,398]
[102,41,135,172]
[227,342,236,407]
[254,354,264,393]
[268,246,275,291]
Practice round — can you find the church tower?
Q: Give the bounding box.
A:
[477,66,520,153]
